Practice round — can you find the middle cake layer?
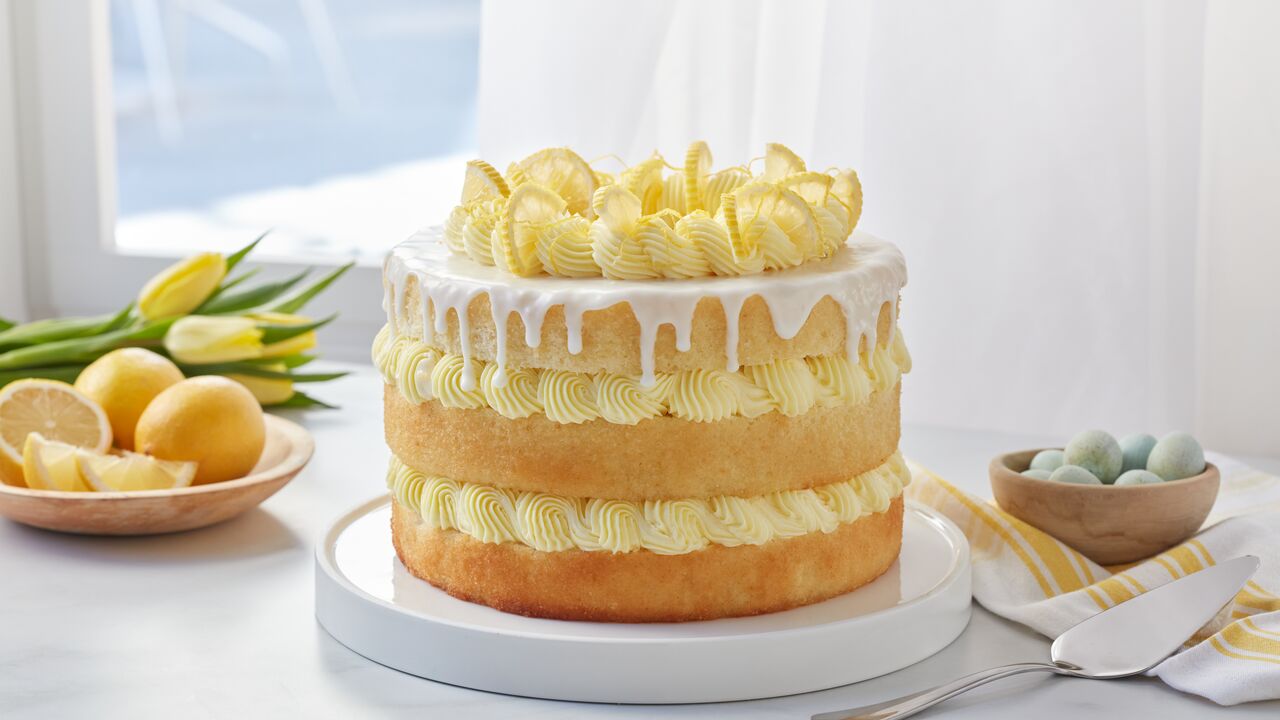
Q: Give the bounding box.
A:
[385,381,900,500]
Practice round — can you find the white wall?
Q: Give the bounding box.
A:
[0,0,28,322]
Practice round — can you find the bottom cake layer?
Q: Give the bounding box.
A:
[391,495,904,623]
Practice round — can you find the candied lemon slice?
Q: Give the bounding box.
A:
[510,148,597,217]
[781,172,834,207]
[592,184,643,235]
[461,159,509,204]
[763,143,806,181]
[725,183,820,259]
[497,183,568,275]
[830,169,863,234]
[22,434,91,491]
[79,450,196,492]
[0,379,111,486]
[683,141,712,212]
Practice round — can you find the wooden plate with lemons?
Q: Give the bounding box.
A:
[0,413,312,535]
[0,359,314,535]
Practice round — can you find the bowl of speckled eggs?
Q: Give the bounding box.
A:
[990,431,1219,565]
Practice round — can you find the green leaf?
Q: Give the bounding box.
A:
[201,268,262,306]
[177,362,346,383]
[258,314,335,345]
[267,389,336,409]
[0,310,127,349]
[197,269,310,315]
[224,230,269,273]
[0,318,14,332]
[269,261,353,314]
[0,365,88,389]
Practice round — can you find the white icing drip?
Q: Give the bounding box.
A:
[720,293,747,372]
[384,228,907,383]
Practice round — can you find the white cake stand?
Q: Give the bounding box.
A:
[315,498,971,704]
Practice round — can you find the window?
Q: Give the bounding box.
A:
[109,0,480,262]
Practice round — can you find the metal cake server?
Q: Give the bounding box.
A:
[814,554,1259,720]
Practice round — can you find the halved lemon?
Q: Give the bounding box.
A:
[496,183,567,275]
[683,141,712,212]
[22,433,91,492]
[0,379,111,486]
[724,183,821,259]
[591,184,642,235]
[763,143,806,181]
[79,450,196,492]
[509,148,597,217]
[460,159,509,204]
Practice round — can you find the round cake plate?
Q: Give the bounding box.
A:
[315,498,972,704]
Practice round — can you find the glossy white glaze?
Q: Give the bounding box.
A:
[383,228,907,387]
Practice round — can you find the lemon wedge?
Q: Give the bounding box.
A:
[79,450,196,492]
[830,169,863,234]
[763,143,806,181]
[461,159,509,204]
[724,183,821,260]
[0,379,111,486]
[509,148,597,217]
[496,183,568,276]
[683,141,712,212]
[22,434,91,491]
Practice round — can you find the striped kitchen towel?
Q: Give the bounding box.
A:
[908,452,1280,705]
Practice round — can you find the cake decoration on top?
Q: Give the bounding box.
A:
[442,142,863,279]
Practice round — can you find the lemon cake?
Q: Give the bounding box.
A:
[375,142,911,622]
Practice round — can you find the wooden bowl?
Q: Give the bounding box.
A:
[0,415,313,535]
[990,449,1219,565]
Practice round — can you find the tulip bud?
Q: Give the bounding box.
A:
[165,316,263,364]
[137,253,227,320]
[252,312,319,358]
[229,364,294,405]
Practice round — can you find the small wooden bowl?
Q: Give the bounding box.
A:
[0,415,313,535]
[990,449,1219,565]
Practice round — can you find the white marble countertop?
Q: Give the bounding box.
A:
[2,364,1276,719]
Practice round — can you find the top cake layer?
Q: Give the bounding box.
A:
[442,143,863,279]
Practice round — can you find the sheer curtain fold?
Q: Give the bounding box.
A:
[477,0,1279,454]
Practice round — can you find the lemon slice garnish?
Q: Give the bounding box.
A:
[509,148,597,217]
[763,143,806,181]
[683,141,712,212]
[79,450,196,492]
[830,169,863,234]
[0,379,111,486]
[781,172,834,207]
[22,434,91,491]
[725,183,821,259]
[497,183,568,275]
[592,184,643,235]
[461,159,509,204]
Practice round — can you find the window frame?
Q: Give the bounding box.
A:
[5,0,386,361]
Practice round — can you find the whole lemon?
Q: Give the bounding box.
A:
[135,376,265,484]
[75,348,184,450]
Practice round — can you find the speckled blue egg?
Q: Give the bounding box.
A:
[1147,432,1205,481]
[1023,469,1053,481]
[1064,430,1123,484]
[1050,465,1102,485]
[1114,469,1164,486]
[1029,449,1065,473]
[1119,433,1158,474]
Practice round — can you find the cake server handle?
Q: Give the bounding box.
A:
[811,662,1074,720]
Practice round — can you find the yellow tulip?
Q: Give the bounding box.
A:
[252,312,318,358]
[137,253,227,320]
[229,364,294,405]
[165,316,263,364]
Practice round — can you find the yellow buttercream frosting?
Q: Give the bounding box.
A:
[442,143,864,279]
[387,452,911,555]
[372,325,911,425]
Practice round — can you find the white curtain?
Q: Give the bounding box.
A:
[476,0,1280,455]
